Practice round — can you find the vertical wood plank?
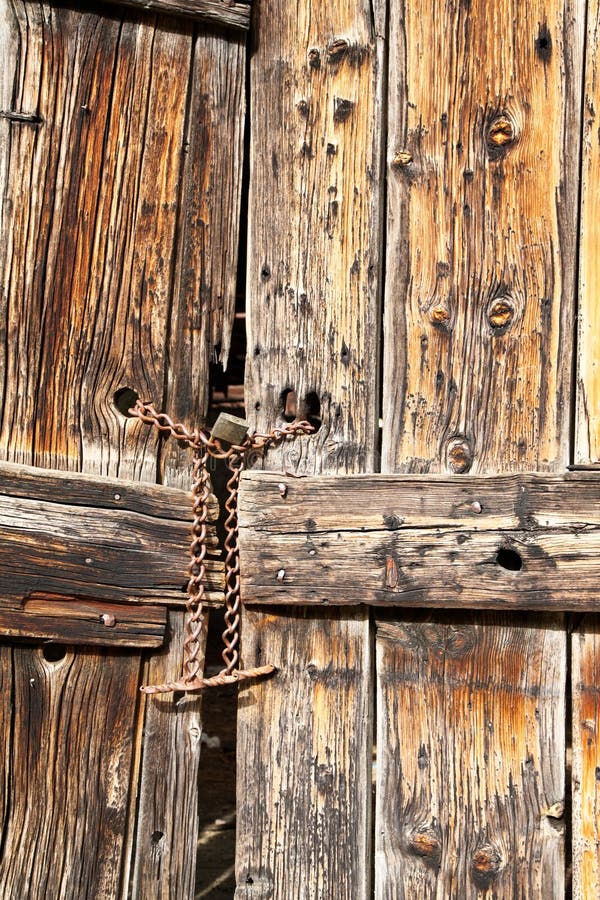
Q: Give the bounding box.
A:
[237,0,386,895]
[133,24,246,899]
[0,4,243,896]
[0,645,142,898]
[573,4,600,895]
[378,0,583,895]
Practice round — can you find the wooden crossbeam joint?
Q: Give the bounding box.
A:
[238,471,600,612]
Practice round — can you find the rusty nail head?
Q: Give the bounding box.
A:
[101,613,117,627]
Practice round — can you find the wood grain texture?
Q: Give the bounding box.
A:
[237,608,372,899]
[0,645,142,898]
[99,0,251,30]
[0,2,190,480]
[576,0,600,464]
[239,471,600,611]
[572,5,600,892]
[236,0,386,895]
[0,460,220,613]
[383,0,582,475]
[163,26,245,487]
[0,2,243,895]
[572,621,600,899]
[377,0,583,895]
[131,610,205,898]
[376,613,565,899]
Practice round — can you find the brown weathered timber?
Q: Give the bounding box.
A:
[0,461,220,613]
[378,0,583,895]
[134,20,245,899]
[163,27,246,485]
[0,2,242,895]
[572,622,600,898]
[99,0,251,30]
[131,610,205,898]
[239,470,600,611]
[0,644,142,897]
[572,4,600,892]
[3,596,166,648]
[376,613,565,897]
[236,0,386,896]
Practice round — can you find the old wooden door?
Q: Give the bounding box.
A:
[234,0,600,898]
[0,0,247,896]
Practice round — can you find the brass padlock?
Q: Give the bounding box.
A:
[210,412,249,445]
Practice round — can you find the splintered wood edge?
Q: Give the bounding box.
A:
[99,0,252,30]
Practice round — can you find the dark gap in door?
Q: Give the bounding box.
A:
[195,36,251,898]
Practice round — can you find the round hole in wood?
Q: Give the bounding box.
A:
[496,547,523,571]
[113,387,139,418]
[42,643,67,662]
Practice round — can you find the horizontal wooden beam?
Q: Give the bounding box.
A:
[99,0,251,30]
[238,471,600,611]
[0,461,223,646]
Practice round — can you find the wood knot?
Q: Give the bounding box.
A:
[407,827,442,869]
[392,150,413,169]
[333,98,355,123]
[487,296,515,332]
[446,437,473,474]
[327,38,349,64]
[486,114,517,159]
[430,304,451,330]
[471,842,503,887]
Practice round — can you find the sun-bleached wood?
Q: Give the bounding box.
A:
[378,0,583,895]
[237,0,386,896]
[238,471,600,611]
[572,3,600,894]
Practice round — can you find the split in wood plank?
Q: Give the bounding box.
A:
[239,471,600,610]
[96,0,251,30]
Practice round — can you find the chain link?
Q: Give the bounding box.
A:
[130,400,313,694]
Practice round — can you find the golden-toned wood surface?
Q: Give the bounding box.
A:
[236,0,385,895]
[377,0,583,895]
[0,2,243,895]
[572,4,600,892]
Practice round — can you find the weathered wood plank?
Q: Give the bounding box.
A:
[131,610,204,898]
[572,621,600,899]
[378,0,582,894]
[239,470,600,611]
[0,460,223,612]
[0,3,239,895]
[163,26,246,485]
[1,595,167,647]
[132,16,246,899]
[376,613,565,898]
[236,0,386,895]
[576,0,600,465]
[572,4,600,893]
[239,469,600,531]
[98,0,251,30]
[0,645,142,898]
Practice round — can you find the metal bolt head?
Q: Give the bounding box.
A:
[470,500,482,514]
[101,613,116,628]
[276,569,286,582]
[278,483,288,498]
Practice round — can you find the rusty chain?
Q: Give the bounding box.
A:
[129,400,313,694]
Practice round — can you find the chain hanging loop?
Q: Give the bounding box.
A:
[129,400,313,694]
